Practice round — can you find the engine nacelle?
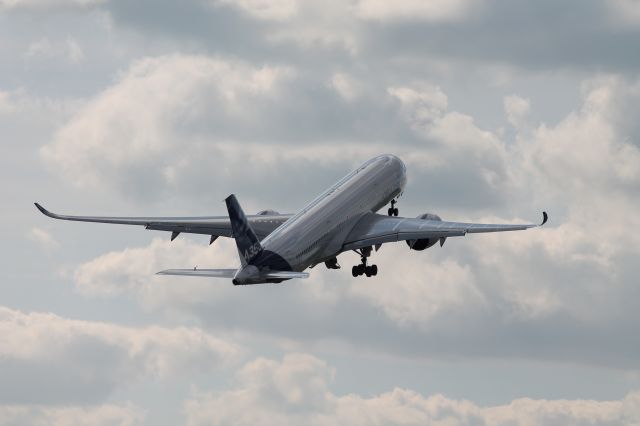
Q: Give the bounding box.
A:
[256,209,280,215]
[416,212,441,221]
[407,212,442,251]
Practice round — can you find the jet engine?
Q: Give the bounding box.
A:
[256,210,280,215]
[407,213,443,251]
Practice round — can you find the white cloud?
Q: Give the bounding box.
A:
[0,306,242,403]
[186,353,640,426]
[41,54,294,195]
[24,37,85,63]
[73,237,239,304]
[388,84,448,123]
[70,235,488,330]
[350,258,486,328]
[0,403,144,426]
[66,38,84,63]
[329,72,360,102]
[260,0,359,53]
[214,0,297,21]
[354,0,480,22]
[607,0,640,26]
[504,94,530,129]
[0,89,79,119]
[27,227,59,251]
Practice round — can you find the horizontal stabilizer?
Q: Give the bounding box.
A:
[156,269,309,280]
[263,271,309,279]
[156,269,237,278]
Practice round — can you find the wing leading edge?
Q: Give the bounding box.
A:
[343,212,548,252]
[34,203,291,240]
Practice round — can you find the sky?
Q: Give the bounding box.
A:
[2,0,640,424]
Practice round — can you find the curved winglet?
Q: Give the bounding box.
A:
[35,202,57,218]
[540,211,548,226]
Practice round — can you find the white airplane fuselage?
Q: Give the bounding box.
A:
[255,154,406,273]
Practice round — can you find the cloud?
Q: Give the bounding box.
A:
[73,237,239,302]
[40,53,410,205]
[0,89,79,119]
[27,227,59,251]
[388,83,448,123]
[40,54,297,198]
[354,0,481,23]
[329,72,360,102]
[607,0,640,26]
[185,353,640,425]
[0,306,242,404]
[0,403,144,426]
[24,37,85,64]
[0,0,106,11]
[389,82,514,210]
[61,74,640,371]
[504,94,531,129]
[213,0,297,21]
[349,259,486,328]
[94,0,640,73]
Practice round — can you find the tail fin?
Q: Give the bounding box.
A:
[225,194,263,266]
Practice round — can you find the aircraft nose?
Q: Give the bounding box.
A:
[386,154,405,172]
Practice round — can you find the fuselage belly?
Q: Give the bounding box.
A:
[259,154,407,272]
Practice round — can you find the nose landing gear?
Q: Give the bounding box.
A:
[351,247,378,277]
[388,199,399,217]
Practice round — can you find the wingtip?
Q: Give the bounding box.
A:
[34,202,50,216]
[541,211,548,226]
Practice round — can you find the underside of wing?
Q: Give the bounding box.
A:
[156,268,238,278]
[342,212,547,252]
[34,203,291,240]
[263,271,309,279]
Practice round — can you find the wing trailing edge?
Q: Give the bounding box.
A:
[34,202,292,240]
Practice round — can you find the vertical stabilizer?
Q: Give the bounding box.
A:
[225,194,263,266]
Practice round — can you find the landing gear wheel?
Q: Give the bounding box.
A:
[351,248,377,278]
[388,200,399,216]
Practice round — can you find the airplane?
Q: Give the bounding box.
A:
[35,154,547,285]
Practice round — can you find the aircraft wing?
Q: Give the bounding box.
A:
[342,212,547,252]
[34,203,291,240]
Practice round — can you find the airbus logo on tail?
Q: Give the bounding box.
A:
[243,242,262,262]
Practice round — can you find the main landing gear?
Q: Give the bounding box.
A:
[388,199,399,217]
[351,247,378,277]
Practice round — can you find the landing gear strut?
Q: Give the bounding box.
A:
[351,247,378,277]
[388,199,399,217]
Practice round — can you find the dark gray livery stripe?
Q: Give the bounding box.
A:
[249,250,292,272]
